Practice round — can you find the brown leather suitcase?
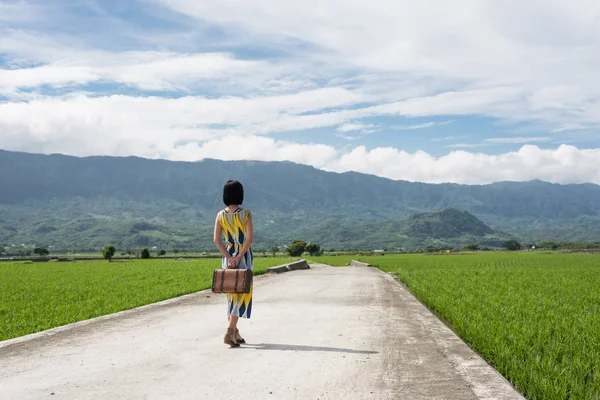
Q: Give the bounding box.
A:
[212,269,253,294]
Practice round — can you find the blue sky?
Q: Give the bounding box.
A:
[1,0,600,184]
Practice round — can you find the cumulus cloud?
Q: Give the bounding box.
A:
[1,91,599,185]
[1,94,598,184]
[0,89,521,152]
[2,0,600,185]
[0,90,371,157]
[325,145,600,185]
[168,136,338,166]
[167,139,600,186]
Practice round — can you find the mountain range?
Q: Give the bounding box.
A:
[1,150,599,251]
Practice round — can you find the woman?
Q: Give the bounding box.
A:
[213,180,254,347]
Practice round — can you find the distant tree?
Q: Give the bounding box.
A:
[173,249,180,254]
[158,249,166,257]
[141,248,151,259]
[539,241,559,250]
[0,246,4,255]
[102,245,116,262]
[465,244,480,251]
[305,243,322,256]
[502,240,522,251]
[34,247,50,257]
[287,240,307,257]
[270,246,279,256]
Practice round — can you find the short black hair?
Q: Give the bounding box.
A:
[223,180,244,206]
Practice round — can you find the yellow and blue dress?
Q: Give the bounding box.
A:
[218,208,253,319]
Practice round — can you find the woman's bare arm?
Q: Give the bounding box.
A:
[234,212,253,264]
[213,214,233,261]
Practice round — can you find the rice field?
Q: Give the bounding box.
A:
[347,252,600,400]
[3,252,599,399]
[0,257,291,342]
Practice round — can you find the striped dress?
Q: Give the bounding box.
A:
[218,207,253,319]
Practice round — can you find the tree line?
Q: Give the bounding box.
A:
[3,239,599,261]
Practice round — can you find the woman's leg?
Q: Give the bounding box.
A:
[224,313,239,347]
[228,315,239,329]
[227,294,239,329]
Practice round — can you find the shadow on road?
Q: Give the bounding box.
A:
[242,343,378,354]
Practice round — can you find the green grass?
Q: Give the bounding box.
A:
[0,257,292,341]
[4,252,599,399]
[344,252,600,400]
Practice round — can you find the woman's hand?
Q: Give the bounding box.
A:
[228,255,243,269]
[234,255,243,267]
[227,257,238,269]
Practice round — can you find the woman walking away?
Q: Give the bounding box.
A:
[213,180,254,347]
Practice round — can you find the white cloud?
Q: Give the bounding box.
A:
[170,140,600,185]
[169,136,338,166]
[0,91,370,156]
[0,1,41,22]
[0,50,272,93]
[484,137,553,144]
[0,30,327,95]
[445,143,490,149]
[0,30,82,62]
[395,121,452,130]
[445,136,554,149]
[148,0,600,130]
[1,92,598,184]
[431,135,469,142]
[336,123,375,133]
[0,89,527,156]
[1,0,600,185]
[325,144,600,185]
[0,65,99,91]
[1,92,598,188]
[396,122,437,130]
[3,2,600,127]
[336,133,363,141]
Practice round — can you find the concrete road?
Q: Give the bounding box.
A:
[0,265,524,400]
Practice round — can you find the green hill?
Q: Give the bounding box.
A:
[1,150,599,251]
[286,209,506,250]
[402,208,495,238]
